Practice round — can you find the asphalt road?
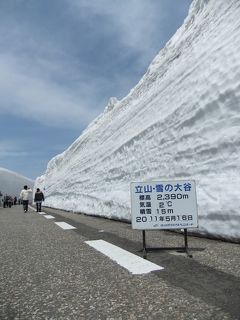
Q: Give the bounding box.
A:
[0,205,239,320]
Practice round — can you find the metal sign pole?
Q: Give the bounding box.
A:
[142,230,147,259]
[184,228,193,258]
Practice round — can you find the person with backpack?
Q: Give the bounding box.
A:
[34,188,45,212]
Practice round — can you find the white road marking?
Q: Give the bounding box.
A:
[85,240,164,274]
[43,215,55,219]
[54,222,76,230]
[29,206,46,214]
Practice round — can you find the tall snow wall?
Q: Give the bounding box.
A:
[36,0,240,242]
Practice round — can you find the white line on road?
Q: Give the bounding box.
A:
[54,222,76,230]
[85,240,164,275]
[43,215,55,219]
[29,206,44,214]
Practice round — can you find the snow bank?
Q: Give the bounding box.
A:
[0,167,34,196]
[35,0,240,242]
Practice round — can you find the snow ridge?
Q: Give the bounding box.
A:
[36,0,240,241]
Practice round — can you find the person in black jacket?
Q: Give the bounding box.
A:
[34,188,45,212]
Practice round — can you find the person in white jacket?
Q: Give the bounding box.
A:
[19,185,32,212]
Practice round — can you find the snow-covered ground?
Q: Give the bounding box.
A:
[0,167,34,197]
[35,0,240,242]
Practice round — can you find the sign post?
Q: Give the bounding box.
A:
[131,180,199,258]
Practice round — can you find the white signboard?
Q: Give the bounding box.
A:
[131,180,198,230]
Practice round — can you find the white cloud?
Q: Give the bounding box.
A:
[0,54,98,129]
[69,0,164,57]
[0,140,29,158]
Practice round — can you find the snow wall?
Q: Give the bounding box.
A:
[35,0,240,242]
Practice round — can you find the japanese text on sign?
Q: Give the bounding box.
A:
[131,180,198,230]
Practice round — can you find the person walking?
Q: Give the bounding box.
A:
[7,196,13,208]
[34,188,45,212]
[0,191,2,207]
[20,185,32,212]
[3,194,9,208]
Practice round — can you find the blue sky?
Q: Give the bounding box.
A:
[0,0,192,179]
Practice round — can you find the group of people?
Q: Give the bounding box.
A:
[1,194,17,208]
[19,185,45,213]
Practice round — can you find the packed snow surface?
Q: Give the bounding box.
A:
[36,0,240,242]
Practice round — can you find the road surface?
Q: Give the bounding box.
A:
[0,205,239,319]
